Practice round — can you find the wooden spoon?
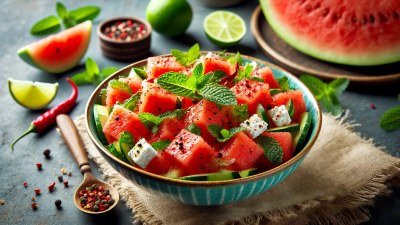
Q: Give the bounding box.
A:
[56,114,119,214]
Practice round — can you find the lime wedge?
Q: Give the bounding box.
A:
[8,78,59,110]
[203,11,246,48]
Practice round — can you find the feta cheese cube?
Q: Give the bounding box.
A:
[268,105,291,127]
[240,114,269,139]
[249,61,258,71]
[128,138,158,168]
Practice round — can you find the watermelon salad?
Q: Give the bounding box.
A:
[93,49,312,181]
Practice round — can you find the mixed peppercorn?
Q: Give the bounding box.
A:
[78,184,115,212]
[102,19,147,41]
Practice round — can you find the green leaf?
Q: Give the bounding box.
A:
[249,77,264,82]
[56,2,68,19]
[151,140,172,151]
[269,89,284,96]
[69,6,101,23]
[159,109,186,120]
[101,67,119,77]
[319,90,343,115]
[186,123,202,136]
[30,15,61,35]
[62,16,77,29]
[286,99,294,118]
[188,43,200,64]
[129,67,147,79]
[70,71,92,85]
[85,57,100,77]
[120,92,141,111]
[300,75,325,97]
[157,72,196,98]
[119,131,135,149]
[234,63,253,83]
[277,76,290,91]
[257,136,283,165]
[197,70,226,90]
[329,78,349,95]
[227,52,242,66]
[199,84,237,106]
[207,124,245,142]
[109,80,133,94]
[138,113,162,130]
[380,106,400,131]
[231,104,249,124]
[171,43,200,67]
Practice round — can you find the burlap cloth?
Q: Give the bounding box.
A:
[74,112,400,225]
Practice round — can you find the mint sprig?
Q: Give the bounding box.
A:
[151,140,172,151]
[171,43,200,67]
[156,72,197,99]
[380,106,400,131]
[139,109,187,133]
[300,75,349,116]
[199,84,237,106]
[207,124,245,142]
[277,76,291,91]
[30,2,100,35]
[109,80,133,94]
[257,136,283,165]
[71,58,118,86]
[234,63,254,83]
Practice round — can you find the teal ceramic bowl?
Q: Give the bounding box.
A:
[85,53,322,206]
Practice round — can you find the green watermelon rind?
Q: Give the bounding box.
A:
[17,21,92,74]
[260,0,400,66]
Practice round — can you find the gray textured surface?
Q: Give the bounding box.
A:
[0,0,399,224]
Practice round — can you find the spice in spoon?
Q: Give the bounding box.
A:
[78,184,115,212]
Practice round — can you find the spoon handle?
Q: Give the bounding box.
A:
[56,114,91,173]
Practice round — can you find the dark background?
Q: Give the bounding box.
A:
[0,0,399,224]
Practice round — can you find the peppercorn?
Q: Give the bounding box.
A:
[48,181,56,192]
[54,199,62,208]
[63,181,69,187]
[43,149,51,158]
[23,181,28,187]
[36,163,43,170]
[34,188,41,195]
[58,175,63,182]
[78,184,114,212]
[31,202,38,210]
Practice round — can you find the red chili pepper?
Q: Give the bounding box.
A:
[11,78,78,151]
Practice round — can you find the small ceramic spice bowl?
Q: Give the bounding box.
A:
[97,17,152,61]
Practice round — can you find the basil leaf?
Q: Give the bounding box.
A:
[257,136,283,165]
[380,106,400,131]
[56,2,68,19]
[199,84,237,106]
[151,140,171,151]
[157,72,196,98]
[70,71,92,85]
[69,6,101,23]
[85,57,100,77]
[109,80,132,94]
[186,123,201,136]
[30,15,61,35]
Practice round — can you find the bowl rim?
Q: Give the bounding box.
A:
[97,16,152,44]
[85,52,322,187]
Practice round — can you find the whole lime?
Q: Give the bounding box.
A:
[146,0,192,37]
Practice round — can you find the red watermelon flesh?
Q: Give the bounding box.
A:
[220,132,265,171]
[145,151,180,175]
[203,57,237,76]
[147,56,186,79]
[231,78,272,115]
[272,90,306,123]
[164,129,217,175]
[105,86,132,108]
[148,117,185,143]
[260,0,400,66]
[138,82,178,116]
[17,21,92,73]
[262,132,294,163]
[102,105,150,143]
[252,67,280,89]
[119,77,142,94]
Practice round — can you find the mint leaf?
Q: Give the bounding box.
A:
[277,76,290,91]
[30,15,61,35]
[186,123,202,136]
[120,92,141,111]
[171,43,200,67]
[56,2,68,19]
[199,84,237,106]
[234,63,253,83]
[300,75,349,116]
[159,109,186,120]
[138,113,162,130]
[269,89,284,96]
[70,71,92,85]
[151,140,171,151]
[198,70,226,90]
[86,57,100,77]
[231,104,249,124]
[286,99,294,118]
[109,80,132,94]
[249,77,264,82]
[129,68,147,80]
[227,52,242,66]
[380,106,400,131]
[69,6,101,23]
[119,131,135,149]
[257,136,283,165]
[157,72,197,98]
[208,124,245,142]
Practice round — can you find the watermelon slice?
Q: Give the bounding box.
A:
[18,21,92,73]
[260,0,400,66]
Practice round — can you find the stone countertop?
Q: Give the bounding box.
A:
[0,0,399,224]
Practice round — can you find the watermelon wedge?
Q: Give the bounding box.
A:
[260,0,400,66]
[18,21,92,73]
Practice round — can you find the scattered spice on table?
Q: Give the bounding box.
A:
[36,163,43,170]
[78,184,115,212]
[58,175,63,182]
[54,199,62,209]
[48,181,56,192]
[23,181,28,187]
[63,181,69,187]
[43,149,51,158]
[68,172,72,176]
[370,103,377,109]
[34,188,41,195]
[103,19,147,41]
[0,199,5,205]
[61,168,67,174]
[31,202,38,210]
[31,196,35,201]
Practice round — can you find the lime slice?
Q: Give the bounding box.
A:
[203,11,246,48]
[8,78,59,110]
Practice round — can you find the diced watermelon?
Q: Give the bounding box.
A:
[119,77,142,94]
[105,85,132,108]
[164,129,217,175]
[145,151,180,175]
[102,105,150,143]
[220,132,264,171]
[252,67,280,89]
[147,56,185,79]
[262,132,294,163]
[272,90,306,123]
[148,117,185,143]
[203,57,236,76]
[138,82,178,116]
[179,97,196,110]
[184,100,227,144]
[231,78,272,114]
[220,104,248,128]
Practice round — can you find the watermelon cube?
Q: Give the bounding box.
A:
[145,151,182,175]
[203,57,236,76]
[138,82,178,116]
[252,67,280,89]
[262,132,294,163]
[119,77,142,94]
[231,78,272,115]
[220,132,264,171]
[147,56,185,79]
[165,129,217,175]
[272,90,306,123]
[184,100,227,144]
[105,85,132,108]
[102,105,150,143]
[148,117,185,143]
